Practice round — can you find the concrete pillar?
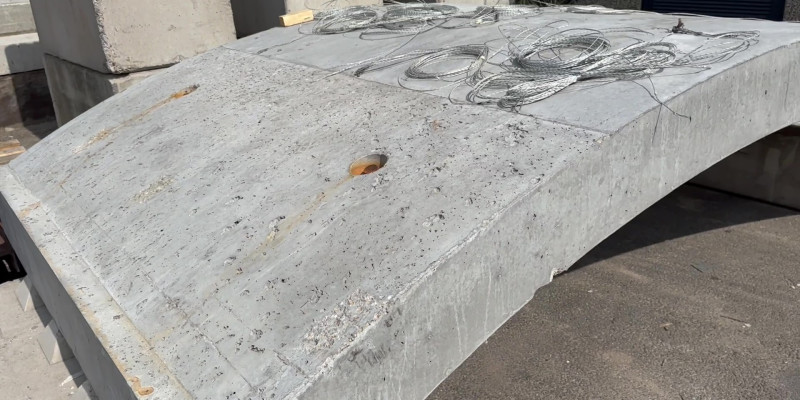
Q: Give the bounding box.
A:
[28,0,237,125]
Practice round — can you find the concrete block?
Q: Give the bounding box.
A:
[37,320,75,364]
[15,276,42,311]
[0,32,42,75]
[231,0,382,38]
[692,125,800,209]
[42,53,162,126]
[1,8,799,400]
[0,69,55,127]
[0,1,36,36]
[29,0,236,73]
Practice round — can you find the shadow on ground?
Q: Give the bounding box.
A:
[431,184,800,400]
[569,183,798,273]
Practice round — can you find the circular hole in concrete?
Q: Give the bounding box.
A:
[349,154,388,176]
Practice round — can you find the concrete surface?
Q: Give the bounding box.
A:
[231,0,383,38]
[43,53,163,125]
[431,184,800,400]
[0,1,35,36]
[0,32,41,75]
[0,5,799,400]
[29,0,236,73]
[0,69,55,127]
[0,279,91,400]
[693,125,800,210]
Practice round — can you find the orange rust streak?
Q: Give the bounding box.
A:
[129,377,155,397]
[76,85,198,153]
[350,162,380,176]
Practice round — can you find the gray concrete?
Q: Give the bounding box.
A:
[0,1,35,36]
[0,32,41,75]
[42,53,162,126]
[0,5,799,400]
[28,0,236,73]
[431,184,800,400]
[693,126,800,210]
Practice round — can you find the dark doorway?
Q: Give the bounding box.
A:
[642,0,786,21]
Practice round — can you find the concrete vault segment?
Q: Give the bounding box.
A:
[1,6,799,400]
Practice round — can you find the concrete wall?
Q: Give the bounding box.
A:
[42,54,161,126]
[29,0,236,73]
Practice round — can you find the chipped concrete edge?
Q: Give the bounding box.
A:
[0,166,191,400]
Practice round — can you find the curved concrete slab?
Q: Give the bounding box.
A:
[1,6,798,400]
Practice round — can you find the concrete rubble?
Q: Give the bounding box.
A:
[0,4,799,400]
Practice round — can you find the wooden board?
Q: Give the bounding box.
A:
[279,9,314,27]
[0,139,26,165]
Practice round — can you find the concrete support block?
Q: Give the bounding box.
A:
[37,320,75,364]
[692,125,800,210]
[0,32,42,75]
[0,1,36,36]
[42,53,162,126]
[15,276,42,311]
[29,0,236,73]
[231,0,382,37]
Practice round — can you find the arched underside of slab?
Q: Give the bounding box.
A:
[1,8,799,400]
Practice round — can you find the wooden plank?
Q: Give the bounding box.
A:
[279,9,314,27]
[0,139,25,165]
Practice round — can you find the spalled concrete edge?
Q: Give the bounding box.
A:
[294,41,800,399]
[0,167,190,400]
